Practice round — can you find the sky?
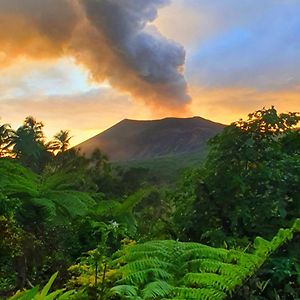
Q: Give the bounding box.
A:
[0,0,299,145]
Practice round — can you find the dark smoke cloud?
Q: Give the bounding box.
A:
[0,0,190,112]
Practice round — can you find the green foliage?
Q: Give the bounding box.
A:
[171,168,216,243]
[0,159,95,223]
[91,188,153,235]
[116,148,207,184]
[133,189,172,240]
[0,159,97,293]
[204,107,300,239]
[112,220,299,299]
[1,108,299,299]
[11,116,51,172]
[172,107,300,245]
[9,272,76,300]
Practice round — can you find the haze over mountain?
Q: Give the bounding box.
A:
[77,117,224,162]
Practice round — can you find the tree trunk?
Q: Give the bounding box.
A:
[14,255,27,290]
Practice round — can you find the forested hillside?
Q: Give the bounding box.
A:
[0,107,299,300]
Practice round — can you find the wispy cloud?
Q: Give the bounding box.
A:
[0,88,152,145]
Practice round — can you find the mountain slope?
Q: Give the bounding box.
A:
[76,117,225,162]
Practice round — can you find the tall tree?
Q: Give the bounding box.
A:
[204,107,300,240]
[0,119,15,157]
[12,116,50,172]
[48,130,72,154]
[172,107,300,245]
[88,149,115,194]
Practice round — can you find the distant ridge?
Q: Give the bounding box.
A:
[76,116,225,161]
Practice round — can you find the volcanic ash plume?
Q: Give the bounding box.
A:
[0,0,191,112]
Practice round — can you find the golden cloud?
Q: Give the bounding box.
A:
[190,86,300,124]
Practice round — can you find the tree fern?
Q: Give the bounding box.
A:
[90,188,153,234]
[0,159,95,223]
[0,159,38,197]
[142,280,174,299]
[111,284,139,298]
[112,219,300,299]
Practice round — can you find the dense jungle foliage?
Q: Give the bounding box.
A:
[0,107,299,299]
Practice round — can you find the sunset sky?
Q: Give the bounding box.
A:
[1,0,300,145]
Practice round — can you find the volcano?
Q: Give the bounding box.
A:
[76,117,224,162]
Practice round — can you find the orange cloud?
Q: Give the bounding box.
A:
[189,86,300,124]
[0,88,153,146]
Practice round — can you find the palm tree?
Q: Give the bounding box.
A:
[0,119,15,157]
[49,130,72,154]
[12,116,49,172]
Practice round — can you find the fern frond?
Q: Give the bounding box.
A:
[171,287,227,300]
[120,258,173,274]
[111,284,138,297]
[182,258,248,277]
[178,247,228,264]
[46,191,95,218]
[117,188,153,214]
[112,220,300,300]
[40,171,83,191]
[142,280,173,299]
[0,159,38,197]
[183,273,233,292]
[1,159,96,224]
[119,268,172,285]
[94,200,121,217]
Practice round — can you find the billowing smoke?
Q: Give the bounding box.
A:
[0,0,190,112]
